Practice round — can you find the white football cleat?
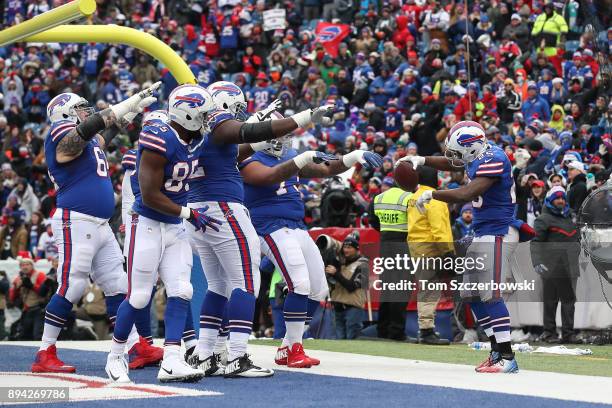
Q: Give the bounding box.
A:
[158,355,205,383]
[224,354,274,378]
[105,354,131,383]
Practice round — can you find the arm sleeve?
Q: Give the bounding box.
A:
[138,129,168,155]
[49,121,77,145]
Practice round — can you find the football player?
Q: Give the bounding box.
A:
[119,110,169,370]
[107,85,221,383]
[239,111,383,368]
[186,81,335,378]
[34,86,158,374]
[397,120,535,373]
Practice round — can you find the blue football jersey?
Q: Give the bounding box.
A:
[466,145,516,236]
[240,149,305,236]
[131,120,201,224]
[189,109,243,204]
[45,120,115,219]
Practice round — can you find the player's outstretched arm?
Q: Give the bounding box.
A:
[211,105,334,145]
[433,176,496,203]
[241,151,337,186]
[299,150,383,178]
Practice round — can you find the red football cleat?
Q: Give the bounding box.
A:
[31,345,76,373]
[128,337,163,369]
[275,346,288,366]
[475,351,500,371]
[287,343,311,368]
[306,354,320,366]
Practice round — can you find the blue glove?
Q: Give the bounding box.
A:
[361,151,384,169]
[187,206,223,233]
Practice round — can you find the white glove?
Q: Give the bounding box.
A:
[111,81,161,120]
[291,105,334,128]
[250,141,268,151]
[121,97,158,124]
[395,155,425,170]
[415,190,433,214]
[261,99,282,116]
[342,150,384,169]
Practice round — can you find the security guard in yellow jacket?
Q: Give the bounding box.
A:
[407,166,454,344]
[369,176,412,340]
[531,2,568,57]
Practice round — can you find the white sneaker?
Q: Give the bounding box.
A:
[511,329,530,343]
[105,354,131,383]
[157,355,205,383]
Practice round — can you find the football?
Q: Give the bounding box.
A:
[393,161,419,192]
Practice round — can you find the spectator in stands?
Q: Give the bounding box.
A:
[75,283,108,340]
[531,2,568,57]
[325,233,368,340]
[0,210,28,260]
[567,161,589,214]
[531,187,580,343]
[8,254,48,340]
[0,270,8,340]
[452,203,474,240]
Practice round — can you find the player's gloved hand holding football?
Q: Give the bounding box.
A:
[396,155,425,170]
[415,190,433,214]
[342,150,384,170]
[291,105,334,128]
[293,151,338,169]
[181,205,223,233]
[111,81,161,120]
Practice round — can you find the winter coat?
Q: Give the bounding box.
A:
[530,206,580,279]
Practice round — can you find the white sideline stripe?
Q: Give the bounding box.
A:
[4,341,612,404]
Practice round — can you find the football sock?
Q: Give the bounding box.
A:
[470,300,499,351]
[484,299,513,359]
[164,297,189,348]
[227,288,255,360]
[214,305,229,354]
[304,298,320,335]
[112,300,146,355]
[182,305,197,350]
[283,292,307,347]
[199,291,227,360]
[41,294,72,351]
[104,294,123,332]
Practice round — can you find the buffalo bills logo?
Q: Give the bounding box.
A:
[318,26,342,42]
[211,85,241,98]
[48,94,71,115]
[173,93,206,108]
[457,133,484,147]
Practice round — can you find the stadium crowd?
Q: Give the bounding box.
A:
[0,0,609,342]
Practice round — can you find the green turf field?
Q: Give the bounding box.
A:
[251,339,612,377]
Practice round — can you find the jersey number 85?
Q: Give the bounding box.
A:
[165,159,198,193]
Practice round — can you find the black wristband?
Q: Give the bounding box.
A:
[101,126,119,146]
[238,120,274,144]
[76,113,106,142]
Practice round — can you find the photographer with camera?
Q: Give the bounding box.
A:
[324,233,369,340]
[8,254,49,340]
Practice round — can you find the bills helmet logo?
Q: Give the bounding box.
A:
[210,85,241,98]
[173,93,207,108]
[48,94,72,115]
[318,26,342,42]
[456,133,485,147]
